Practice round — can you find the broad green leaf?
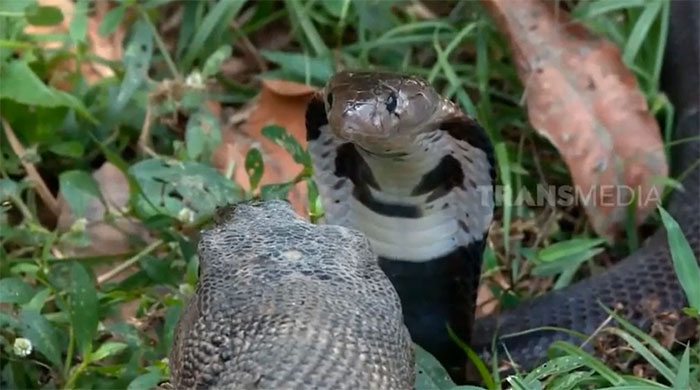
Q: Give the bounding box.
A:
[98,4,125,36]
[261,125,311,167]
[0,61,95,121]
[659,206,700,310]
[537,238,607,263]
[24,4,63,26]
[260,182,293,201]
[68,262,98,357]
[0,278,36,304]
[127,370,162,390]
[185,109,221,161]
[0,179,19,200]
[58,170,102,218]
[69,0,89,43]
[115,20,153,113]
[49,141,84,158]
[91,342,128,362]
[202,44,232,78]
[129,159,244,219]
[25,288,51,312]
[19,309,62,369]
[414,344,462,390]
[245,148,264,190]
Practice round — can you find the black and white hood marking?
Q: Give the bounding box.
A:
[306,96,495,263]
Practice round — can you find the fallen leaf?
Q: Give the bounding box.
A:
[243,79,318,215]
[57,162,152,257]
[24,0,124,88]
[482,0,668,240]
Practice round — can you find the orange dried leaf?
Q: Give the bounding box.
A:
[243,79,319,215]
[482,0,668,240]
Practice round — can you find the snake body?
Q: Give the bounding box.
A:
[170,2,698,387]
[306,72,495,380]
[306,2,699,379]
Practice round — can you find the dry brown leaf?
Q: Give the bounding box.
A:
[242,79,318,215]
[57,162,153,257]
[482,0,668,240]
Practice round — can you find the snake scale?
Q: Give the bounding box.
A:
[170,1,698,387]
[306,0,699,382]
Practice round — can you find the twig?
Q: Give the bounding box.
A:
[1,116,61,216]
[137,102,157,157]
[97,239,163,285]
[230,19,267,72]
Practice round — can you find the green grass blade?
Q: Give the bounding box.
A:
[286,0,327,55]
[672,345,690,390]
[603,327,675,383]
[658,206,700,310]
[598,304,679,370]
[622,0,662,66]
[551,341,625,386]
[181,0,245,70]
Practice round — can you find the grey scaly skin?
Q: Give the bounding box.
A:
[169,200,414,389]
[306,71,495,382]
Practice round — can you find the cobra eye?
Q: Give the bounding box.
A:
[386,92,397,113]
[326,93,333,107]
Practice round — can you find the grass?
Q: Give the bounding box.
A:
[0,0,698,389]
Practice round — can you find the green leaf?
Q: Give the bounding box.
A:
[201,44,232,78]
[260,182,293,200]
[260,50,333,85]
[0,278,37,304]
[24,4,63,26]
[69,0,89,43]
[414,344,461,390]
[245,148,264,190]
[115,20,153,113]
[185,109,221,161]
[129,159,244,219]
[68,262,99,357]
[91,342,128,363]
[658,206,700,310]
[261,125,311,166]
[0,61,95,121]
[19,308,63,369]
[127,370,162,390]
[59,170,102,218]
[536,238,607,263]
[0,179,19,200]
[98,4,125,36]
[49,141,84,158]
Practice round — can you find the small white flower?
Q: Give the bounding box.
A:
[177,207,195,223]
[13,338,32,357]
[185,71,204,89]
[70,217,88,233]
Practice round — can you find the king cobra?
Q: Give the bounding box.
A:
[305,3,700,382]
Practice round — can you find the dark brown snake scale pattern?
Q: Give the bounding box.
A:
[170,2,698,387]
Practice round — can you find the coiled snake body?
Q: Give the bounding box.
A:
[305,3,699,380]
[170,3,698,387]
